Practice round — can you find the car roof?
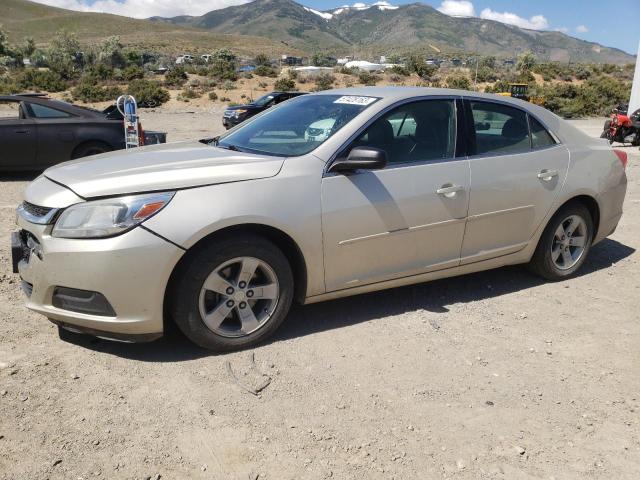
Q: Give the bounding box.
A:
[311,86,557,123]
[0,95,104,117]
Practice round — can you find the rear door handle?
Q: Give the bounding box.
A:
[436,184,464,198]
[537,169,559,181]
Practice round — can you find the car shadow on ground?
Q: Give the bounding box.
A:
[0,172,41,182]
[60,238,635,362]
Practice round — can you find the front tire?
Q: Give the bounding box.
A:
[529,202,594,281]
[168,236,294,352]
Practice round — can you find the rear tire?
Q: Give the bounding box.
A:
[528,202,594,281]
[71,141,111,159]
[168,235,294,352]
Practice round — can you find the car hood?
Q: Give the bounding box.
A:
[44,141,284,198]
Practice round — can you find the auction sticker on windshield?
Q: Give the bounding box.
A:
[334,96,378,106]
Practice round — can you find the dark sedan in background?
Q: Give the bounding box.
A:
[0,94,166,171]
[222,91,307,129]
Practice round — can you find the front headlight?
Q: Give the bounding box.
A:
[234,109,248,117]
[52,192,175,239]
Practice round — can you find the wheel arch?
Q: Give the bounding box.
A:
[553,194,600,239]
[70,140,113,159]
[164,223,309,318]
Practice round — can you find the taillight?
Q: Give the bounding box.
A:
[613,149,627,168]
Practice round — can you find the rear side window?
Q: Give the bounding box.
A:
[28,103,73,119]
[470,101,530,155]
[529,116,556,149]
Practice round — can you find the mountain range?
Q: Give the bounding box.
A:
[3,0,634,64]
[151,0,634,63]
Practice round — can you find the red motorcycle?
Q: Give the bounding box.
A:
[601,105,640,146]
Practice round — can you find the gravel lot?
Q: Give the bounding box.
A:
[0,117,638,480]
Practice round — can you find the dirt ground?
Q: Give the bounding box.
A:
[0,117,638,480]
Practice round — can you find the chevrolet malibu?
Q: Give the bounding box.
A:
[12,87,627,352]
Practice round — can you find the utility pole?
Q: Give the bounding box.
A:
[473,56,479,91]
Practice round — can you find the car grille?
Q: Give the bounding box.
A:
[18,201,59,224]
[22,201,53,218]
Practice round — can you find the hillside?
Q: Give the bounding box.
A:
[153,0,634,63]
[1,0,303,57]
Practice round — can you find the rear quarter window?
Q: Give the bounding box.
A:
[529,116,556,149]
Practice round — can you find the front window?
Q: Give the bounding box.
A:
[217,94,379,157]
[351,99,456,164]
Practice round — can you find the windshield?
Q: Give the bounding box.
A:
[217,94,379,157]
[253,94,275,107]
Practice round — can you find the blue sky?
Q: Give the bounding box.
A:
[34,0,639,54]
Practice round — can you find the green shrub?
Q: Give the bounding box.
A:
[446,74,471,90]
[389,65,410,76]
[165,66,187,87]
[177,87,201,101]
[357,70,379,86]
[254,65,278,77]
[222,80,236,91]
[208,91,218,101]
[274,77,295,91]
[71,80,122,102]
[127,79,170,107]
[0,78,19,95]
[123,65,144,81]
[314,72,335,91]
[16,69,68,92]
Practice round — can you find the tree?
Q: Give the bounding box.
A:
[479,56,496,69]
[99,36,125,68]
[407,56,438,80]
[517,51,536,75]
[254,53,270,66]
[0,27,8,56]
[22,37,36,58]
[48,30,81,79]
[209,48,237,81]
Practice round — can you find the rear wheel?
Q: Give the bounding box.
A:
[169,236,294,351]
[529,203,594,281]
[71,141,111,159]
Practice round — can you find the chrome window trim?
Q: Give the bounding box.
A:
[17,203,60,225]
[324,95,462,176]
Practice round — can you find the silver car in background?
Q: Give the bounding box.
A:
[12,87,627,351]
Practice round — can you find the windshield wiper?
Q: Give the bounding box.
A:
[217,143,240,151]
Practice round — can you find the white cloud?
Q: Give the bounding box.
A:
[437,0,475,17]
[576,25,589,33]
[555,26,569,33]
[30,0,250,19]
[479,8,548,30]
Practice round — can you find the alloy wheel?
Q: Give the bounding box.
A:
[551,215,588,270]
[198,256,279,337]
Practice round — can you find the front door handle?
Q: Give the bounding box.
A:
[436,184,464,198]
[15,130,31,134]
[537,169,559,181]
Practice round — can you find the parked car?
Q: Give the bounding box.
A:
[13,87,627,352]
[222,91,307,129]
[0,94,166,171]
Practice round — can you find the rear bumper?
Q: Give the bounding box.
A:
[15,217,184,338]
[594,173,627,244]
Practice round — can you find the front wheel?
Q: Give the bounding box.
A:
[168,236,294,351]
[528,203,594,281]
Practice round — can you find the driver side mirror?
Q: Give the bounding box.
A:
[328,146,388,174]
